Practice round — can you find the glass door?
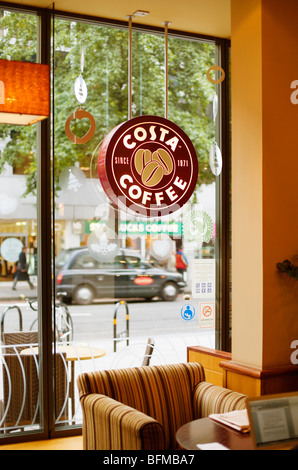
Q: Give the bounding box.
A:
[0,6,228,439]
[0,8,43,436]
[52,16,220,431]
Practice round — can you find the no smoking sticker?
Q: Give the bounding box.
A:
[199,302,215,329]
[202,305,212,317]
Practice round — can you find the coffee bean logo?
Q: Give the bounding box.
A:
[134,147,173,188]
[141,161,165,187]
[152,148,173,175]
[98,115,199,218]
[134,149,152,175]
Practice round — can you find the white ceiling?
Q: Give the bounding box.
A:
[3,0,231,38]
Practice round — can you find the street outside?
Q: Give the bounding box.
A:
[0,280,215,425]
[0,280,215,366]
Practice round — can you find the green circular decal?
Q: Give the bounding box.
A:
[183,208,213,243]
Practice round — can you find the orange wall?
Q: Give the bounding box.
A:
[231,0,298,368]
[262,0,298,367]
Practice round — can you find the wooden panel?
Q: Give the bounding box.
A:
[188,347,298,397]
[187,346,231,387]
[220,360,298,397]
[202,369,226,387]
[225,371,261,397]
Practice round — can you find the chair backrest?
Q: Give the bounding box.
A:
[2,331,38,354]
[142,337,155,366]
[1,332,68,430]
[78,362,205,449]
[1,331,39,428]
[2,353,40,427]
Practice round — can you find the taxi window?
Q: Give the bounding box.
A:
[72,252,97,269]
[125,256,141,268]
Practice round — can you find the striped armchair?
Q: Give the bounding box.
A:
[77,362,247,450]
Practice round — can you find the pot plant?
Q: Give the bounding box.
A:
[276,258,298,280]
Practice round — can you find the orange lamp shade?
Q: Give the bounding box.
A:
[0,59,50,126]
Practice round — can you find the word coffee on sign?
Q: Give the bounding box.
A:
[98,115,198,217]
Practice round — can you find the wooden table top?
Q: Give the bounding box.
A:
[21,344,106,361]
[176,417,254,451]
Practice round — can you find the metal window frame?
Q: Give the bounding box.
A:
[0,1,231,443]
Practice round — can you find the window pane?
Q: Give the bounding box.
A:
[0,9,43,436]
[53,18,218,430]
[0,7,229,440]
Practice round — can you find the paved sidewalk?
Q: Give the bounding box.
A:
[0,280,37,301]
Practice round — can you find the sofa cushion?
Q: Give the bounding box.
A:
[193,381,247,418]
[78,362,205,448]
[82,394,164,450]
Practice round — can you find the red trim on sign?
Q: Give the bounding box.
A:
[98,115,198,218]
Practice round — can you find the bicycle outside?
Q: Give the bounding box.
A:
[27,292,74,342]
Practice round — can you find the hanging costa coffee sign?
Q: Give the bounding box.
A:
[98,115,198,217]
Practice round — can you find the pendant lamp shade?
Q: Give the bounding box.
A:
[0,59,50,126]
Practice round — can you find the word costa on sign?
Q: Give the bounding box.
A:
[98,115,199,217]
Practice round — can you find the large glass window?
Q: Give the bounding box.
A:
[52,17,219,431]
[0,7,229,440]
[0,9,43,436]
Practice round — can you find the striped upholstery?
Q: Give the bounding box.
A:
[77,362,247,450]
[81,395,164,450]
[193,381,247,418]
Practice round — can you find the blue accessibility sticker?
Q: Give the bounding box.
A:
[181,304,195,321]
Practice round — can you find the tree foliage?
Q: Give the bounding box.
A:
[0,11,217,196]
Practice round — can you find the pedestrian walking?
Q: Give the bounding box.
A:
[12,246,34,290]
[175,246,188,279]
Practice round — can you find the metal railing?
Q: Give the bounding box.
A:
[1,305,23,339]
[113,300,129,352]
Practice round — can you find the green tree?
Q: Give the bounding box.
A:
[0,11,217,195]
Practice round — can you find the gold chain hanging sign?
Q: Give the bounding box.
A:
[163,21,171,119]
[97,16,199,218]
[65,48,96,144]
[127,14,134,120]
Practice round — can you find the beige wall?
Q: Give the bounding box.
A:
[231,0,298,368]
[231,0,263,368]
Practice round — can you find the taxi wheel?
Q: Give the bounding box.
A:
[160,282,178,301]
[73,284,95,305]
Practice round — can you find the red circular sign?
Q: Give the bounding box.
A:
[98,115,198,217]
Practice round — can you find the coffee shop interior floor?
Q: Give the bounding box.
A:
[0,435,83,450]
